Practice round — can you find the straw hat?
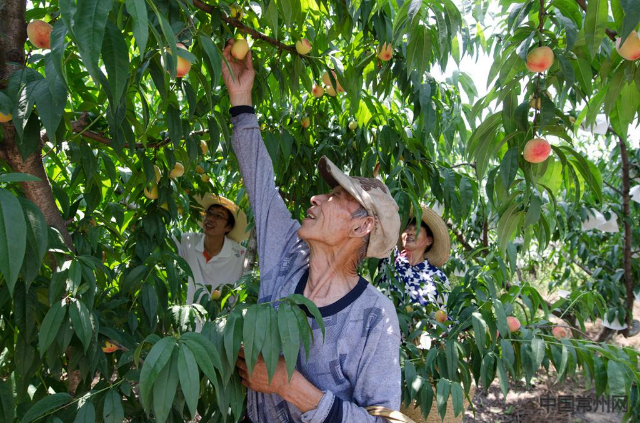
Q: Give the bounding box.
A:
[401,205,450,267]
[195,194,249,243]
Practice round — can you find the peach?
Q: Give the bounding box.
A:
[0,112,12,123]
[170,162,184,178]
[523,138,551,163]
[102,341,119,353]
[435,310,447,323]
[211,289,222,300]
[160,203,169,211]
[296,39,312,55]
[201,174,211,183]
[144,186,158,200]
[507,316,521,332]
[196,165,205,174]
[616,31,640,61]
[325,85,337,97]
[348,120,357,130]
[405,305,414,314]
[377,42,393,61]
[27,20,52,49]
[301,117,310,128]
[164,43,192,77]
[200,139,208,155]
[312,84,324,97]
[529,97,541,110]
[322,70,344,92]
[526,46,554,73]
[552,326,569,340]
[231,38,249,60]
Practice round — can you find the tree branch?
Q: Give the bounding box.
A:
[446,221,475,252]
[574,0,617,41]
[603,180,623,196]
[450,162,476,169]
[191,0,297,54]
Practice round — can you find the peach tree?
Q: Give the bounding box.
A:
[0,0,639,421]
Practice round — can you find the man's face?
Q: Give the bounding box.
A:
[299,186,364,245]
[401,224,432,252]
[203,205,232,238]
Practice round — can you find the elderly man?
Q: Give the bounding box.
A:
[174,194,248,305]
[222,42,402,422]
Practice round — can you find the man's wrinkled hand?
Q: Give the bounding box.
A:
[236,347,291,397]
[221,40,255,107]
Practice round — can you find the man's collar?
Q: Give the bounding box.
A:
[195,234,232,258]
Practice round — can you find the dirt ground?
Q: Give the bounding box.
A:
[462,301,640,423]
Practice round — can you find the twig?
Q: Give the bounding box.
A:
[446,221,475,252]
[450,162,476,169]
[603,180,623,196]
[191,0,297,54]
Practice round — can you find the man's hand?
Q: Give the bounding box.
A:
[236,348,323,412]
[222,40,255,107]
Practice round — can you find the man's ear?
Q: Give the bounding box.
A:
[352,216,375,239]
[417,235,433,250]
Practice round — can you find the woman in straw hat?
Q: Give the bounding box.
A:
[380,205,451,307]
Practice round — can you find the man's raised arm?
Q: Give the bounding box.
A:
[222,42,300,275]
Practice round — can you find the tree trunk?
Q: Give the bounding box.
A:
[618,135,635,337]
[0,0,74,249]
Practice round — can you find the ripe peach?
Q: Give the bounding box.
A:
[312,84,324,98]
[296,39,312,55]
[200,139,208,155]
[552,326,569,340]
[348,120,357,131]
[175,43,192,77]
[523,138,551,163]
[507,316,521,332]
[529,97,541,110]
[231,38,249,60]
[301,117,310,128]
[377,42,393,61]
[170,162,184,178]
[435,310,447,323]
[144,186,158,200]
[0,112,12,123]
[27,20,52,49]
[616,31,640,61]
[325,85,337,97]
[196,165,205,174]
[526,46,554,73]
[211,289,222,300]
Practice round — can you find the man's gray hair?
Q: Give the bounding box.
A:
[351,205,371,267]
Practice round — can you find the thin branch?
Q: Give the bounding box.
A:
[567,256,593,276]
[574,0,617,41]
[450,162,476,169]
[603,180,623,196]
[446,221,475,252]
[192,0,297,54]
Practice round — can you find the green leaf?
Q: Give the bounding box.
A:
[278,303,301,381]
[152,348,179,423]
[68,260,82,295]
[73,401,95,423]
[199,36,222,88]
[103,389,124,423]
[0,188,27,294]
[405,25,432,79]
[39,299,67,355]
[0,173,40,183]
[496,358,509,399]
[243,304,266,376]
[224,309,244,370]
[436,378,451,420]
[288,294,325,339]
[125,0,148,54]
[606,361,626,395]
[31,67,67,143]
[21,393,72,423]
[493,299,509,338]
[181,332,223,377]
[18,197,48,286]
[500,148,519,190]
[450,382,464,417]
[619,0,640,44]
[139,336,176,413]
[73,0,114,82]
[531,338,546,372]
[69,299,92,352]
[178,344,199,420]
[471,312,488,354]
[262,306,282,383]
[584,0,608,58]
[0,379,14,423]
[102,21,130,106]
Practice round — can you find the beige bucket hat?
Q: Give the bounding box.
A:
[195,193,249,243]
[403,205,450,267]
[317,156,400,259]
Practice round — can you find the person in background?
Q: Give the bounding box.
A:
[379,205,451,307]
[174,194,248,305]
[222,40,402,422]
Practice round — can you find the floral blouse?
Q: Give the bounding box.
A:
[379,247,450,306]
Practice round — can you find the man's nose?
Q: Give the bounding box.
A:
[310,193,327,206]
